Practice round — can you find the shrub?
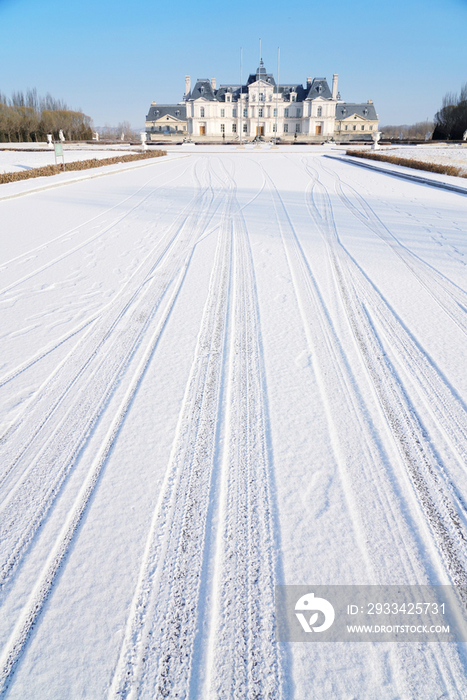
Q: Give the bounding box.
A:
[346,151,466,178]
[0,150,166,185]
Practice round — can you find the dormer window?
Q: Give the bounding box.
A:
[363,108,368,117]
[291,94,296,102]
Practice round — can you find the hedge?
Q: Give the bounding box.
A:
[346,150,466,178]
[0,150,167,185]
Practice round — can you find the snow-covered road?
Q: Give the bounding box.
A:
[1,148,467,698]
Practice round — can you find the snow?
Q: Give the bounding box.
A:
[0,144,142,174]
[347,142,467,176]
[1,146,467,698]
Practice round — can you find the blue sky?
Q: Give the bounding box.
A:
[1,0,466,128]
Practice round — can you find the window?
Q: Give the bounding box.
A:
[221,124,225,133]
[200,108,205,117]
[361,125,365,131]
[220,108,225,117]
[317,107,322,117]
[272,123,277,132]
[345,125,348,131]
[284,124,289,133]
[353,125,356,131]
[296,108,301,117]
[291,94,296,102]
[284,108,289,117]
[259,108,263,117]
[295,123,301,133]
[243,123,247,133]
[259,93,264,102]
[233,108,237,118]
[227,95,231,102]
[251,94,255,101]
[232,124,237,133]
[273,108,277,117]
[370,125,373,130]
[243,108,247,118]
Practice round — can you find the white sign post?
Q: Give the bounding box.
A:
[54,142,65,170]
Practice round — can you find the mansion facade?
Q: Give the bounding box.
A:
[145,61,379,141]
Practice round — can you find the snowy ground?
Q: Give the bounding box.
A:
[348,143,467,176]
[1,147,467,698]
[0,144,140,173]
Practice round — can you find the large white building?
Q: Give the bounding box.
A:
[145,61,379,142]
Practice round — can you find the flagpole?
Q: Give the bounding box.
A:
[274,46,280,146]
[240,47,243,146]
[257,38,261,141]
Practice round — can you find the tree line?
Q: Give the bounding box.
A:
[0,88,92,142]
[433,83,467,140]
[380,121,434,140]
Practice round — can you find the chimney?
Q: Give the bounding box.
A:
[211,78,216,90]
[306,76,312,88]
[332,74,338,100]
[185,75,191,95]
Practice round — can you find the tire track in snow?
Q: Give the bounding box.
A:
[260,158,426,584]
[109,157,281,699]
[0,248,194,699]
[205,159,281,700]
[302,158,467,593]
[0,158,222,587]
[264,156,467,695]
[108,163,234,699]
[319,158,467,336]
[0,160,190,296]
[307,158,467,486]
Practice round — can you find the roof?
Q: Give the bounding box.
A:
[187,79,217,101]
[216,85,242,102]
[246,60,276,86]
[306,78,332,100]
[278,84,308,102]
[146,104,187,121]
[336,103,378,120]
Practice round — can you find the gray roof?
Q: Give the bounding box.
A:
[246,60,276,86]
[306,78,332,100]
[336,103,377,120]
[278,84,308,102]
[216,85,242,102]
[146,104,187,120]
[187,79,217,101]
